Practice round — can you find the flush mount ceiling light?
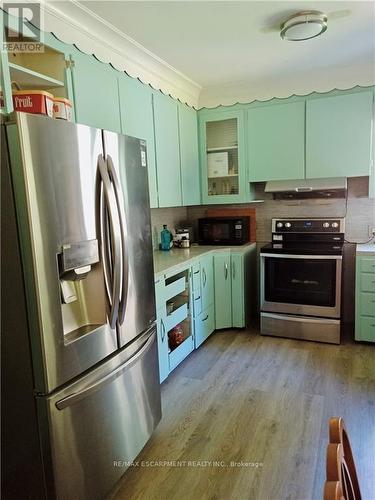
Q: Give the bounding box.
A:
[280,11,328,41]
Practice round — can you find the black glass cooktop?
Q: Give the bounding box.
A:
[261,242,344,256]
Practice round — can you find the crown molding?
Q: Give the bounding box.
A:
[36,0,201,106]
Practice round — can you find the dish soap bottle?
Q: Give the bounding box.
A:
[160,225,172,251]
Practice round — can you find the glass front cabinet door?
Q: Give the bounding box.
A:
[199,110,247,204]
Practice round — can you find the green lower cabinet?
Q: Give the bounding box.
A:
[70,50,121,132]
[359,292,375,316]
[118,76,158,208]
[213,249,254,330]
[360,273,375,293]
[194,304,215,348]
[306,91,373,179]
[192,264,202,317]
[356,317,375,342]
[169,329,194,372]
[214,252,232,329]
[247,101,305,182]
[231,254,245,328]
[200,254,214,310]
[355,255,375,342]
[156,309,169,383]
[154,277,164,312]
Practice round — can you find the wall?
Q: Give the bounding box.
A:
[150,207,188,250]
[186,177,375,324]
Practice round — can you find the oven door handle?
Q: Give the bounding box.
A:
[260,253,342,260]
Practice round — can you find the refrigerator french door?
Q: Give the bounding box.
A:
[6,113,119,393]
[102,131,156,347]
[2,113,161,500]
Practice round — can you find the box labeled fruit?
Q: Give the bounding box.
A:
[0,90,54,117]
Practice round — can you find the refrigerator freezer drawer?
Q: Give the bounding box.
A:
[261,313,340,344]
[41,328,161,500]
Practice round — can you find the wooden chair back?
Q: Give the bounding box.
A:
[324,417,362,500]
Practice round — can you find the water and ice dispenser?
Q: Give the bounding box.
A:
[59,239,108,341]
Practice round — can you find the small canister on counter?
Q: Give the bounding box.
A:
[173,229,190,248]
[53,97,73,121]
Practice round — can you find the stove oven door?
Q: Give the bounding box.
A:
[260,253,342,318]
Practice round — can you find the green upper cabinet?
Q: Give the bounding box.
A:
[70,50,121,132]
[118,76,158,208]
[0,50,13,114]
[306,91,373,179]
[153,92,182,207]
[1,11,75,117]
[199,109,247,204]
[178,104,200,205]
[0,11,12,114]
[248,101,305,182]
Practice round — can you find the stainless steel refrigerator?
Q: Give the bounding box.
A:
[1,113,161,499]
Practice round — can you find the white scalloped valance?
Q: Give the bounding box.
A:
[198,62,375,109]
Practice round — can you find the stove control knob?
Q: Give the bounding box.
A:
[277,222,283,228]
[285,222,291,228]
[332,222,339,228]
[323,222,330,228]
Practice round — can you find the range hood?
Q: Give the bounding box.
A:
[265,177,347,199]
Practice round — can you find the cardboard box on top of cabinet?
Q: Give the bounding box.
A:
[207,152,229,178]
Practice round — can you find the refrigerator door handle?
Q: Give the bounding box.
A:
[55,331,155,410]
[106,155,129,326]
[100,182,112,306]
[98,155,122,328]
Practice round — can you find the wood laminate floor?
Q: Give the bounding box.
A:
[111,328,375,500]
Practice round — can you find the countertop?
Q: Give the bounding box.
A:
[356,242,375,256]
[153,243,256,277]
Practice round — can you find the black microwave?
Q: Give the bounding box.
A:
[198,217,250,245]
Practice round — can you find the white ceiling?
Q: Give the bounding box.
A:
[73,1,375,106]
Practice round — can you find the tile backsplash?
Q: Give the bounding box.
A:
[150,178,375,250]
[185,177,375,324]
[149,178,374,324]
[187,177,375,244]
[150,207,187,249]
